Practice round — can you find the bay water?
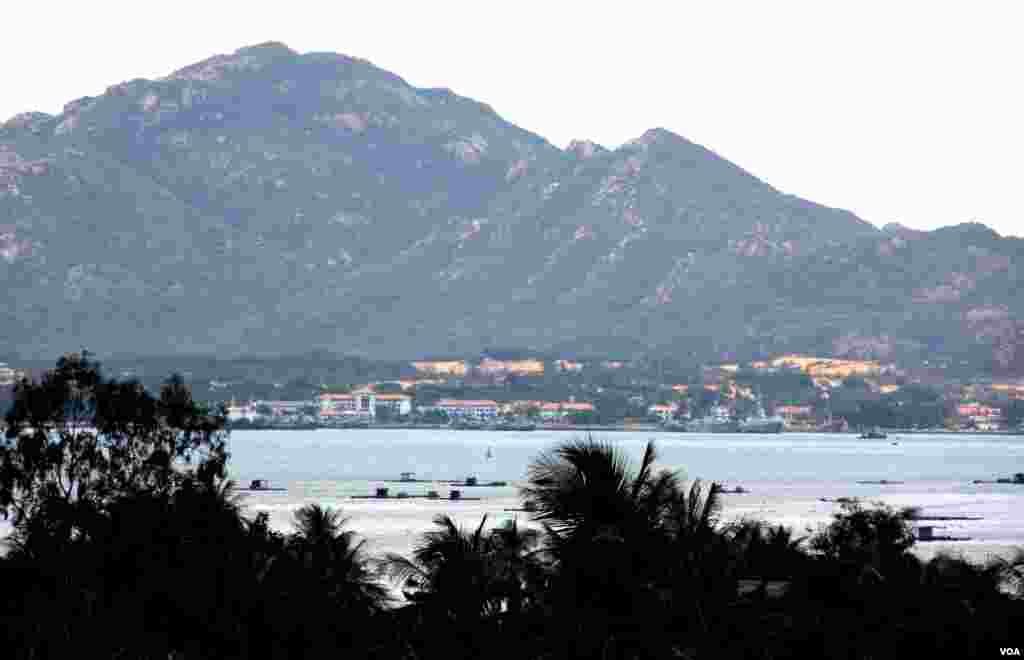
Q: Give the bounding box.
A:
[228,429,1024,563]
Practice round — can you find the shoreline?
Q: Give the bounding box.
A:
[229,423,1024,436]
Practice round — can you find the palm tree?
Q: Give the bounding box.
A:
[489,517,545,617]
[384,514,500,622]
[289,504,389,613]
[522,436,731,657]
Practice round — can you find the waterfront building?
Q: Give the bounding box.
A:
[319,389,411,419]
[410,360,467,376]
[539,401,596,419]
[425,399,500,419]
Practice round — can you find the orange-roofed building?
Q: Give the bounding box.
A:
[478,358,545,376]
[320,390,411,418]
[411,360,467,376]
[991,383,1024,400]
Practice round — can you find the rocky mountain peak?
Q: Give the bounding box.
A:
[168,42,298,82]
[624,127,691,150]
[566,139,606,159]
[2,112,53,133]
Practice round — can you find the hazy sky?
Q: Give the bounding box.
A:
[3,1,1021,236]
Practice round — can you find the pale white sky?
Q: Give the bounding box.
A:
[3,1,1022,236]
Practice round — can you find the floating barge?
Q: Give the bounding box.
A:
[352,487,481,501]
[972,473,1024,485]
[914,525,972,542]
[380,473,508,487]
[238,479,287,492]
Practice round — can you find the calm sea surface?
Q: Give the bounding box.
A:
[3,430,1022,563]
[226,430,1024,563]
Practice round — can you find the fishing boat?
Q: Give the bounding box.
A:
[239,479,287,492]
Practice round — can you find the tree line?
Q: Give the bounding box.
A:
[1,353,1021,658]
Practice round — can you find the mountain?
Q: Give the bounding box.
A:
[2,43,1021,372]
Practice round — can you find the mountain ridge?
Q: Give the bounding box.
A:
[2,43,1020,373]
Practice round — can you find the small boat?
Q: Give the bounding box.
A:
[859,428,887,439]
[446,476,508,487]
[485,447,494,460]
[240,479,287,492]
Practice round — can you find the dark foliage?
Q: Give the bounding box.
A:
[1,356,1021,658]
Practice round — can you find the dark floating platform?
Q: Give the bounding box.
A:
[381,480,509,487]
[856,480,905,485]
[908,515,983,521]
[916,536,972,542]
[384,474,509,487]
[353,487,481,501]
[238,480,287,492]
[351,495,482,501]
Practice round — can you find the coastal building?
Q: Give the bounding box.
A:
[775,404,815,426]
[373,393,413,416]
[427,399,500,419]
[226,401,258,422]
[764,355,883,380]
[498,400,546,415]
[539,401,595,420]
[956,402,1003,430]
[990,382,1024,400]
[0,363,26,386]
[410,360,467,377]
[261,400,311,417]
[395,378,445,390]
[319,391,371,418]
[319,390,411,418]
[555,359,584,372]
[648,403,679,420]
[477,358,545,376]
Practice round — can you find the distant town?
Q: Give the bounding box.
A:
[6,352,1019,434]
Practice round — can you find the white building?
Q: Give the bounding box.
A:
[226,402,258,422]
[319,389,412,419]
[0,363,26,386]
[426,399,500,419]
